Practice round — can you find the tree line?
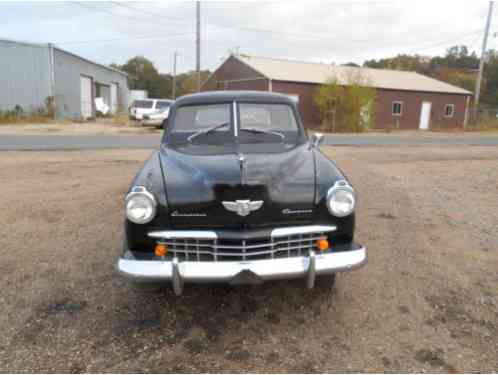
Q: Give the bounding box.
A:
[110,56,211,99]
[363,45,498,107]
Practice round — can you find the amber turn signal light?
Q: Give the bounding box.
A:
[316,238,329,251]
[155,243,168,257]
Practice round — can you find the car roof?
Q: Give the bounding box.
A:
[174,91,297,106]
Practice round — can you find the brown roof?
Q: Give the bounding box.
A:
[235,55,471,95]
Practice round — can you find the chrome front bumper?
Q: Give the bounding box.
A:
[117,246,366,295]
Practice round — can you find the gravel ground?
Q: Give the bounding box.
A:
[0,146,496,372]
[0,120,155,135]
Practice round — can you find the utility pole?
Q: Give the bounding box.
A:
[474,1,494,108]
[196,1,201,92]
[172,51,178,99]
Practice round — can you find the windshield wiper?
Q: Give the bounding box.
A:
[187,122,230,142]
[239,127,285,139]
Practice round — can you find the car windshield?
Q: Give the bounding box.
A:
[168,102,302,148]
[133,100,153,109]
[156,101,171,109]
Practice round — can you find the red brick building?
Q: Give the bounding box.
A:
[202,55,472,130]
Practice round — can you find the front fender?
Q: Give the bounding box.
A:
[125,151,169,253]
[313,149,355,243]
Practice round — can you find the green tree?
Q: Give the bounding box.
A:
[174,70,211,97]
[481,50,498,105]
[314,72,376,133]
[110,57,212,99]
[158,73,173,99]
[118,56,162,98]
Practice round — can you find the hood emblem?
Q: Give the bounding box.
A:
[222,200,263,217]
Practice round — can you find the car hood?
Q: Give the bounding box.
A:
[159,144,316,228]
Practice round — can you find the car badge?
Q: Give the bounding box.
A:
[222,200,263,217]
[282,208,313,215]
[171,211,207,217]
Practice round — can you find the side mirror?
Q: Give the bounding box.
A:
[310,132,324,149]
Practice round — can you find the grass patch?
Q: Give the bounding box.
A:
[0,114,54,125]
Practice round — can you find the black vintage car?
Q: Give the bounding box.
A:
[117,91,366,295]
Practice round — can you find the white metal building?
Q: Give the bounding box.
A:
[0,38,129,119]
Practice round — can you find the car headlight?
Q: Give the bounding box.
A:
[326,180,355,217]
[125,186,157,224]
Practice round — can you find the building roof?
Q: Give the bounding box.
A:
[0,37,127,77]
[235,55,471,95]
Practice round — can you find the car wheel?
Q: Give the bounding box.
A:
[315,274,336,289]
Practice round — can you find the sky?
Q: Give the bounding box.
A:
[1,1,496,74]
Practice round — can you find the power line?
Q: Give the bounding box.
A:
[72,2,193,32]
[90,1,392,44]
[73,1,477,51]
[404,30,483,55]
[109,1,190,25]
[55,32,195,46]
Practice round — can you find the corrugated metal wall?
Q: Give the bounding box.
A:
[53,48,128,118]
[0,40,51,113]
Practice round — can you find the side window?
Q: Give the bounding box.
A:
[445,104,455,118]
[392,101,403,116]
[156,101,171,110]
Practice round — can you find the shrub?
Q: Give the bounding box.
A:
[314,71,377,132]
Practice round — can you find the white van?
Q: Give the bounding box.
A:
[129,99,173,120]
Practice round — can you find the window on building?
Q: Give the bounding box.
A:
[445,104,455,118]
[392,101,403,116]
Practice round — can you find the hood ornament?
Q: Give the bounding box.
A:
[222,200,263,217]
[238,153,246,185]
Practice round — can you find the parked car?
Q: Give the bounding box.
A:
[129,99,173,121]
[141,99,174,128]
[117,91,366,295]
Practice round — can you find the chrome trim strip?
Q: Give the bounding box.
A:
[149,226,335,241]
[271,225,336,237]
[148,230,217,240]
[233,101,238,138]
[117,247,367,288]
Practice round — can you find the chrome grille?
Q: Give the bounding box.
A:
[153,231,331,262]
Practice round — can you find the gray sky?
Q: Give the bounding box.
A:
[1,1,496,74]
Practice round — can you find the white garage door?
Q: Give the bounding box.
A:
[80,76,93,119]
[110,83,118,114]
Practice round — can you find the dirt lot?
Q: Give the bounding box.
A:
[0,146,497,372]
[0,120,157,135]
